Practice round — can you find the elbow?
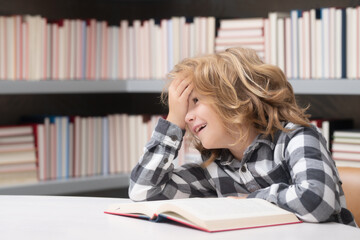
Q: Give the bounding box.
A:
[128,180,148,202]
[128,191,143,202]
[129,180,169,201]
[296,210,334,223]
[128,180,165,201]
[294,186,338,223]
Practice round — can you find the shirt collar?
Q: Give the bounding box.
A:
[216,129,281,166]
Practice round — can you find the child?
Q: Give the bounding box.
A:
[129,47,356,227]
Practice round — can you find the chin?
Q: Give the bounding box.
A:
[200,141,217,150]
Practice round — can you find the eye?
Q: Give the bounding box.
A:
[192,97,199,104]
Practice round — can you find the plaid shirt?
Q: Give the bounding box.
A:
[129,118,356,227]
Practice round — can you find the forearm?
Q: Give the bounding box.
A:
[247,179,340,222]
[129,118,184,201]
[128,118,216,201]
[128,145,177,201]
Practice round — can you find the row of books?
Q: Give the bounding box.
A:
[0,114,198,184]
[35,114,154,181]
[0,115,359,187]
[2,5,360,82]
[217,6,360,80]
[0,15,215,81]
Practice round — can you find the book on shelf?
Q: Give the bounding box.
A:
[219,18,264,29]
[333,137,360,144]
[333,129,360,139]
[0,162,37,172]
[268,12,289,71]
[335,160,360,168]
[0,168,38,186]
[0,125,34,137]
[105,197,301,233]
[346,7,357,79]
[299,10,311,79]
[215,36,264,45]
[332,142,360,153]
[0,143,35,152]
[332,152,360,161]
[217,28,263,38]
[290,9,301,79]
[0,135,34,145]
[0,149,36,165]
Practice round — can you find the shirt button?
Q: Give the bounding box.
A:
[164,158,168,163]
[170,135,178,141]
[248,185,258,192]
[241,166,247,172]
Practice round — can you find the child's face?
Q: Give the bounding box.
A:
[185,90,235,149]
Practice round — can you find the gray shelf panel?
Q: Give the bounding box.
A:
[126,79,167,92]
[0,79,359,95]
[289,79,360,95]
[0,174,130,195]
[0,79,166,94]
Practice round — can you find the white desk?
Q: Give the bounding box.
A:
[0,195,359,240]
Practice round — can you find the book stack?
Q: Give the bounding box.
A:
[216,18,265,61]
[0,125,38,186]
[332,130,360,168]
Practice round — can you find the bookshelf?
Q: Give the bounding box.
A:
[1,79,360,95]
[0,0,360,196]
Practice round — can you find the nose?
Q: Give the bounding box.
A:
[185,110,195,123]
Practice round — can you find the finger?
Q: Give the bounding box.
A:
[168,80,178,94]
[180,83,193,100]
[169,78,185,96]
[171,74,187,89]
[176,77,192,96]
[171,77,181,89]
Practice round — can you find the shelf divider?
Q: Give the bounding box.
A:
[0,79,359,95]
[289,79,360,95]
[0,174,130,195]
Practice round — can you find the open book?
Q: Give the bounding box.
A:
[104,198,301,232]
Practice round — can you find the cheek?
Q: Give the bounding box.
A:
[200,127,224,149]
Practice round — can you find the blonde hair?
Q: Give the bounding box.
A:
[162,47,310,167]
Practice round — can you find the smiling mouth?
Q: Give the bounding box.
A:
[195,124,207,133]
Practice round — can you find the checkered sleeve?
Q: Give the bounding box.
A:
[128,118,216,201]
[248,126,344,223]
